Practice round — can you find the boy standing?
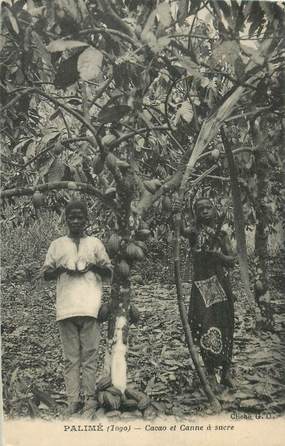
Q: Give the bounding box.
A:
[43,200,112,416]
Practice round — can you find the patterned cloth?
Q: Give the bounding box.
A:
[188,227,234,368]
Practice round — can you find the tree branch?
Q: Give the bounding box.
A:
[96,0,137,40]
[30,88,104,155]
[0,181,118,210]
[80,27,140,49]
[21,137,92,170]
[108,126,168,149]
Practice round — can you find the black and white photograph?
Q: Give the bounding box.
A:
[0,1,284,445]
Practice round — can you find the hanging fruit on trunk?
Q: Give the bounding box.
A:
[144,179,161,193]
[97,303,111,322]
[107,234,122,255]
[106,153,118,170]
[102,134,116,147]
[129,304,140,325]
[134,241,146,251]
[162,195,172,212]
[117,160,130,171]
[93,155,105,174]
[211,148,220,160]
[32,190,44,209]
[125,243,144,261]
[118,260,130,278]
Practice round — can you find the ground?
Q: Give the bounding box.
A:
[1,259,285,420]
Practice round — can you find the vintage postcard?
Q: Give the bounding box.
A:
[1,0,284,445]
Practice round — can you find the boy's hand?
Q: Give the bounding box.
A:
[57,266,68,276]
[88,262,112,279]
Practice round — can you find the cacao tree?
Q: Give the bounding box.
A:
[1,0,284,410]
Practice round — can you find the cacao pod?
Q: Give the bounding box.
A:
[32,190,44,209]
[97,303,110,323]
[135,229,151,241]
[67,181,77,190]
[97,376,112,391]
[106,153,118,169]
[106,410,121,418]
[102,134,116,146]
[118,260,130,278]
[125,387,144,402]
[97,391,105,406]
[144,179,161,193]
[117,160,130,171]
[76,258,86,271]
[107,386,123,398]
[107,234,121,255]
[138,395,151,411]
[104,392,121,410]
[139,221,149,230]
[66,259,76,271]
[93,155,104,174]
[134,241,146,251]
[104,187,116,199]
[125,243,144,261]
[211,148,220,160]
[121,399,138,411]
[162,196,172,212]
[53,141,63,155]
[129,304,140,325]
[143,405,157,419]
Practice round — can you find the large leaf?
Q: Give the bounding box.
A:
[211,41,241,67]
[47,40,88,53]
[77,47,103,81]
[176,55,209,84]
[47,158,66,183]
[6,8,19,34]
[157,1,172,28]
[174,101,193,125]
[98,105,131,124]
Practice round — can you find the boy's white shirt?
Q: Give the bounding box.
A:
[43,235,112,321]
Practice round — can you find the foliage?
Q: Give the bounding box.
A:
[1,0,285,413]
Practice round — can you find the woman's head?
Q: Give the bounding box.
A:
[194,198,217,224]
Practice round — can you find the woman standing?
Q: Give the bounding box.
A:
[181,198,236,388]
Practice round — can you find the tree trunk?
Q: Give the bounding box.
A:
[252,119,274,330]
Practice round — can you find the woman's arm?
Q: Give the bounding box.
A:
[218,232,236,267]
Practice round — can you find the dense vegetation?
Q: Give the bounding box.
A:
[1,0,284,418]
